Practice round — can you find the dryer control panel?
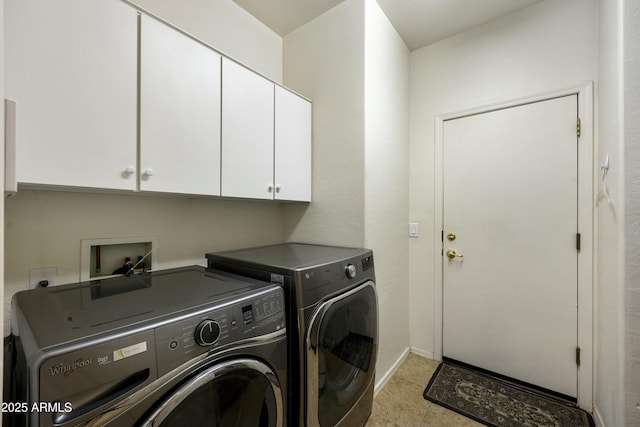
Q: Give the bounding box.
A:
[297,254,376,309]
[155,286,285,377]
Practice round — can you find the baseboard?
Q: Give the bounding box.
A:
[592,406,606,427]
[374,347,411,396]
[374,347,439,396]
[410,346,435,360]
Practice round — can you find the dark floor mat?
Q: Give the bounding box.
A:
[423,362,594,427]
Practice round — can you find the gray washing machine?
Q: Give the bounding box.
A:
[206,243,378,427]
[5,266,287,427]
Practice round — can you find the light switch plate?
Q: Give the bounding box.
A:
[409,222,420,238]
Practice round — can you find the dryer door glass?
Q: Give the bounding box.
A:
[141,359,283,427]
[308,281,378,427]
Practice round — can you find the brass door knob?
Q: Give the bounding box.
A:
[446,249,464,259]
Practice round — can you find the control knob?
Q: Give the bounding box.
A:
[345,264,357,279]
[195,319,220,346]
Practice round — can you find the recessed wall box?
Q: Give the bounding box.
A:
[80,237,158,281]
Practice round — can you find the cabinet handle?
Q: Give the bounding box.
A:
[268,184,274,193]
[125,166,136,175]
[275,185,281,193]
[143,168,154,177]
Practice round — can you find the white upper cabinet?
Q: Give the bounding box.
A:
[222,59,312,201]
[5,0,138,190]
[274,86,312,202]
[6,1,310,201]
[139,15,222,196]
[221,58,275,200]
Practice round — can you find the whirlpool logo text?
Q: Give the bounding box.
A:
[48,358,92,377]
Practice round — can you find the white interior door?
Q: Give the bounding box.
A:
[442,95,578,398]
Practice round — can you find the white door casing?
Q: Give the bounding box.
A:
[433,84,593,409]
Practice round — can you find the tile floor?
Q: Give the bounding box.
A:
[365,353,483,427]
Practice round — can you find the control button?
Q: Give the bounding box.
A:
[345,264,357,279]
[231,318,237,327]
[194,319,221,346]
[169,339,179,350]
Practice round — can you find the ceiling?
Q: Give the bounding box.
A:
[232,0,545,51]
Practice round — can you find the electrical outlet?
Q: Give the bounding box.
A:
[29,267,57,289]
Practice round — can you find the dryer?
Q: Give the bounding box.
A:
[5,266,287,427]
[206,243,378,427]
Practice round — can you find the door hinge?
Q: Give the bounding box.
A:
[576,347,581,366]
[577,118,581,138]
[576,233,581,251]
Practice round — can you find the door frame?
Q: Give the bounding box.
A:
[432,83,594,410]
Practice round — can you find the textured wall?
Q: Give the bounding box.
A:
[4,191,286,334]
[363,0,411,384]
[595,0,640,424]
[596,0,625,424]
[408,0,598,359]
[624,0,640,424]
[126,0,283,82]
[282,0,366,247]
[283,0,412,385]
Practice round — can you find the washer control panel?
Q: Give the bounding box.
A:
[155,286,284,376]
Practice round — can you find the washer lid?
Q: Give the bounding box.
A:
[12,266,266,351]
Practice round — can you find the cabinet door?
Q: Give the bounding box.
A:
[140,16,221,196]
[221,59,274,200]
[274,87,312,202]
[5,0,138,190]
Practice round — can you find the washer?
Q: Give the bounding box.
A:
[206,243,378,427]
[5,266,287,427]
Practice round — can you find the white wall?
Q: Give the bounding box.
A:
[409,0,598,358]
[127,0,283,82]
[596,0,625,424]
[363,0,410,382]
[3,0,286,336]
[283,0,412,383]
[282,0,366,247]
[583,1,640,424]
[624,0,640,424]
[4,191,286,333]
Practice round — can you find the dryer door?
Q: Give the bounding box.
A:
[140,358,283,427]
[306,281,378,427]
